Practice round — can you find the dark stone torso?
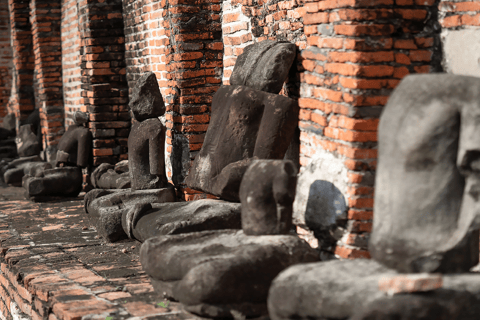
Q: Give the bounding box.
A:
[128,118,168,191]
[186,85,298,200]
[240,160,297,235]
[56,125,92,167]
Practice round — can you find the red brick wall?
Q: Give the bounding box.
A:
[123,0,168,96]
[30,0,65,155]
[61,0,82,128]
[0,0,13,124]
[123,0,223,200]
[439,0,480,29]
[79,0,129,166]
[8,0,35,126]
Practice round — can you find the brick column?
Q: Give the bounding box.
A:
[8,0,34,125]
[123,0,168,96]
[30,0,64,158]
[61,0,82,128]
[122,0,223,200]
[78,0,129,166]
[299,0,440,258]
[162,0,223,200]
[0,0,13,123]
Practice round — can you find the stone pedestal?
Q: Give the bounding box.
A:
[84,187,177,242]
[23,166,83,201]
[268,259,480,320]
[141,230,319,318]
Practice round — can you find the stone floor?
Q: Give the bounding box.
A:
[0,182,204,320]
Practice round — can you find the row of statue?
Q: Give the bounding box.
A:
[2,40,480,319]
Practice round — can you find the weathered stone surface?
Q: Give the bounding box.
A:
[268,259,395,320]
[55,123,92,168]
[0,114,16,160]
[122,199,242,242]
[370,74,480,273]
[115,160,129,173]
[17,124,40,157]
[23,108,41,147]
[25,161,53,177]
[128,118,168,191]
[186,85,298,201]
[91,163,130,189]
[141,230,319,318]
[293,150,349,252]
[84,187,176,242]
[229,40,296,94]
[268,258,480,320]
[0,128,14,140]
[73,109,89,125]
[23,166,83,199]
[3,156,44,186]
[91,163,114,188]
[240,160,296,235]
[351,290,480,320]
[129,72,165,122]
[0,143,16,160]
[23,111,92,200]
[2,113,15,131]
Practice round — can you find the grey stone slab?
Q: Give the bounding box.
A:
[269,258,480,320]
[84,187,176,242]
[124,199,242,243]
[351,290,480,320]
[268,259,394,320]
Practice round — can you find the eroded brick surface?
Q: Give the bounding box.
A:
[0,0,13,124]
[8,0,35,123]
[0,183,201,320]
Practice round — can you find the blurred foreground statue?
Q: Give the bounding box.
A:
[268,74,480,320]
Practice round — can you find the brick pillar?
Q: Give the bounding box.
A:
[123,0,223,200]
[298,0,440,258]
[78,0,129,166]
[0,0,13,123]
[61,0,82,128]
[123,0,169,95]
[122,0,222,200]
[30,0,64,158]
[8,0,34,126]
[162,0,223,200]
